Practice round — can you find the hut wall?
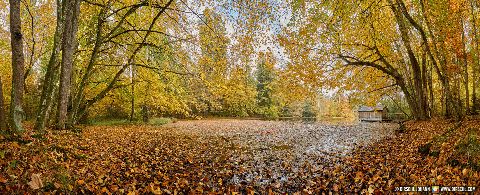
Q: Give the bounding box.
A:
[359,111,383,121]
[359,112,369,120]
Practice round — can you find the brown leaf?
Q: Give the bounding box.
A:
[333,184,339,192]
[76,179,85,185]
[110,185,119,192]
[11,142,19,148]
[28,173,43,190]
[368,185,375,194]
[54,182,62,189]
[462,168,469,176]
[355,171,364,182]
[101,187,109,193]
[0,175,7,183]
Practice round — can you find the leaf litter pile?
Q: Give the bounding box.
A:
[1,119,480,193]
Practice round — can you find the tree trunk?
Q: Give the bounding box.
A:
[413,0,465,119]
[9,0,25,133]
[428,60,434,115]
[445,80,451,117]
[142,104,149,123]
[57,0,80,129]
[471,0,479,113]
[397,79,417,120]
[421,52,430,117]
[461,18,470,114]
[69,6,107,125]
[0,78,7,131]
[35,0,63,131]
[23,2,35,90]
[456,76,462,114]
[129,64,135,122]
[390,0,428,120]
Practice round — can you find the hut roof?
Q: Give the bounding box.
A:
[358,105,385,112]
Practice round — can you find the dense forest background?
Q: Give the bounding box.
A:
[0,0,479,132]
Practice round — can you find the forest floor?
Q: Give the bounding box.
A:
[1,118,480,194]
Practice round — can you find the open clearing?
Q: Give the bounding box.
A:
[162,120,396,187]
[1,119,479,193]
[80,119,397,193]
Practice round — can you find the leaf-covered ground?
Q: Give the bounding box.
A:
[1,119,479,194]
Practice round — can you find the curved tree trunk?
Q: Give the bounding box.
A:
[390,0,428,120]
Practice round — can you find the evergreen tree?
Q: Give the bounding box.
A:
[256,51,277,117]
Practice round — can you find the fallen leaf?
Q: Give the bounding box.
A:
[101,187,109,193]
[77,179,85,185]
[368,185,375,194]
[11,142,19,148]
[28,173,43,190]
[0,175,7,183]
[355,171,364,182]
[52,182,61,189]
[462,168,469,176]
[333,184,339,191]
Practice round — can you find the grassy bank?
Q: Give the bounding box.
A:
[88,117,174,126]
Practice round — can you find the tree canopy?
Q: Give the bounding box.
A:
[0,0,479,131]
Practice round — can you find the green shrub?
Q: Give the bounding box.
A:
[89,117,173,126]
[89,119,132,126]
[258,106,279,119]
[148,117,172,126]
[302,101,316,118]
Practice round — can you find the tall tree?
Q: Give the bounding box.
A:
[129,61,136,122]
[197,8,230,115]
[70,0,175,124]
[390,0,429,119]
[57,0,81,129]
[471,0,480,113]
[35,0,63,131]
[279,0,474,120]
[256,52,275,108]
[256,51,279,117]
[9,0,25,133]
[461,16,470,114]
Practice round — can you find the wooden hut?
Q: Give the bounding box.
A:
[358,105,387,122]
